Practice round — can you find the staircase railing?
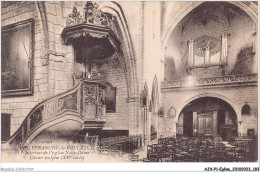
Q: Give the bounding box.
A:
[5,80,106,147]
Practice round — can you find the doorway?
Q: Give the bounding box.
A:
[197,112,213,136]
[177,97,238,139]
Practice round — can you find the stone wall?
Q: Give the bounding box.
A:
[161,85,258,137]
[1,2,48,135]
[1,2,78,136]
[101,57,129,130]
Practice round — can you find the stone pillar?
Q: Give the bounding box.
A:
[238,121,243,137]
[141,106,145,146]
[147,111,151,145]
[188,37,194,67]
[193,111,197,136]
[47,54,56,97]
[156,111,159,140]
[179,112,184,135]
[171,121,176,138]
[225,112,229,124]
[213,111,218,137]
[128,98,139,136]
[205,40,210,65]
[221,29,228,64]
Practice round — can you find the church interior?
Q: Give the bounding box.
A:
[1,1,258,162]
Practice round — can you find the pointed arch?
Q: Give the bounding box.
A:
[99,2,138,100]
[98,2,139,135]
[162,1,258,49]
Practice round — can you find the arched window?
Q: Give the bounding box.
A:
[188,31,228,68]
[158,107,164,117]
[105,82,116,113]
[242,104,251,115]
[168,106,176,117]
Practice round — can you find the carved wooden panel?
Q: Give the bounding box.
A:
[85,84,96,99]
[23,121,28,139]
[84,84,97,117]
[82,82,106,118]
[45,101,55,120]
[80,84,84,114]
[58,92,78,113]
[13,129,23,145]
[30,106,43,130]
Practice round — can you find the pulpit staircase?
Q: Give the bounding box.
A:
[2,80,107,150]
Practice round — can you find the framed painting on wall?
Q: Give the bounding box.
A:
[1,19,34,97]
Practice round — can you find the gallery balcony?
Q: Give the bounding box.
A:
[161,73,258,90]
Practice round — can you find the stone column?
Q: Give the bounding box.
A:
[173,121,177,138]
[128,98,139,136]
[205,40,210,65]
[141,106,145,146]
[147,111,151,145]
[193,111,197,136]
[213,111,218,137]
[225,112,229,124]
[47,54,56,97]
[221,30,228,64]
[238,121,243,137]
[188,37,194,67]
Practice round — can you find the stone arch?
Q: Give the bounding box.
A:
[162,1,258,49]
[99,2,138,101]
[175,92,241,124]
[98,2,139,135]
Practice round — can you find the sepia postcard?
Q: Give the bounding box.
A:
[1,1,259,171]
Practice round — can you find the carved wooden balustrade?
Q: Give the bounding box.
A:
[162,73,257,89]
[64,1,120,41]
[6,80,106,147]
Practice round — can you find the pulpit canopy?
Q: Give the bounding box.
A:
[61,2,121,61]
